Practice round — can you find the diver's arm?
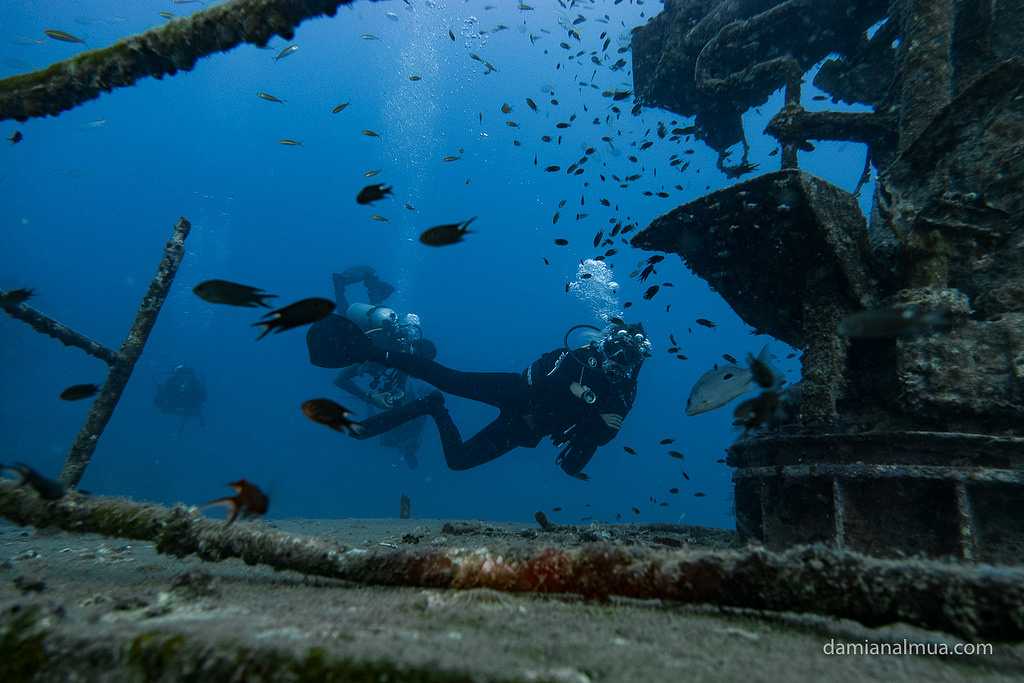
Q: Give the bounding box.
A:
[556,382,635,476]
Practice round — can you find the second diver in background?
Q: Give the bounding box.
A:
[328,266,438,469]
[154,364,207,436]
[307,315,648,479]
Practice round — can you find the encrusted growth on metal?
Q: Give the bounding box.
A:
[0,0,369,122]
[1,482,1023,641]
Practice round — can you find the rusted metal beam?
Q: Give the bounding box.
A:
[0,483,1021,642]
[0,298,118,365]
[0,0,368,122]
[60,217,191,487]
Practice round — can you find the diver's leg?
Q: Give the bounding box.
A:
[373,351,527,408]
[431,409,521,471]
[364,273,395,305]
[351,392,443,440]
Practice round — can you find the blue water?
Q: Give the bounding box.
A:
[0,0,870,529]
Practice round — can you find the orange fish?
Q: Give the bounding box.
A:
[204,479,269,525]
[301,398,364,435]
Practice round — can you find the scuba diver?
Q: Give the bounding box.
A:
[328,266,438,469]
[307,317,649,478]
[154,364,207,435]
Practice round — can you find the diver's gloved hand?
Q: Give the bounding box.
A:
[600,413,624,430]
[556,440,593,476]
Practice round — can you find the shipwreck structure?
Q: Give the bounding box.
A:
[631,0,1024,561]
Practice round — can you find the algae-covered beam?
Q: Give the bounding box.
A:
[0,0,366,122]
[765,108,897,151]
[0,484,1021,642]
[60,218,192,488]
[0,298,118,365]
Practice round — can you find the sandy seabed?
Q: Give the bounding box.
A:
[1,517,1021,682]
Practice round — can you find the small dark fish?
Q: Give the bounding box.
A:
[0,463,65,500]
[554,238,569,246]
[694,492,706,498]
[204,479,269,525]
[572,472,590,481]
[253,298,335,340]
[449,29,455,41]
[640,141,654,151]
[301,398,364,435]
[682,472,691,481]
[257,91,285,104]
[639,264,656,282]
[723,354,738,364]
[362,129,381,138]
[669,487,679,494]
[356,183,392,205]
[404,202,416,211]
[643,285,660,300]
[542,257,549,266]
[526,97,538,111]
[370,214,389,223]
[193,280,276,308]
[442,155,461,162]
[623,446,637,455]
[331,102,350,114]
[43,29,85,44]
[278,139,302,146]
[552,507,562,512]
[631,507,640,515]
[669,333,678,346]
[838,305,954,338]
[8,131,23,144]
[659,438,674,445]
[60,383,100,401]
[592,231,603,248]
[545,165,561,172]
[363,169,382,177]
[409,75,422,81]
[420,216,476,247]
[0,287,33,305]
[501,102,512,114]
[668,450,684,460]
[624,302,633,309]
[676,354,688,360]
[696,318,716,328]
[552,212,560,224]
[274,44,299,61]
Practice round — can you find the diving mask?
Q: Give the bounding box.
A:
[601,329,652,368]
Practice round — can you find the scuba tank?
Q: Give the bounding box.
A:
[346,303,398,332]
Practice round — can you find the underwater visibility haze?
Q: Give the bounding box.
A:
[1,0,876,530]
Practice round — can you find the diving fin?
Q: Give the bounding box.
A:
[365,276,395,305]
[306,314,374,368]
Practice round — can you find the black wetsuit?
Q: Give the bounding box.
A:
[352,345,638,475]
